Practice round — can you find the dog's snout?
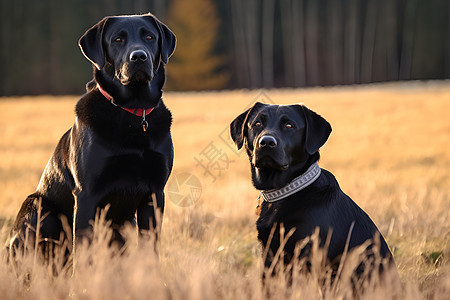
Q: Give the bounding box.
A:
[259,135,277,148]
[129,50,148,62]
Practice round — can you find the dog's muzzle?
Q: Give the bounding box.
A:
[117,49,154,84]
[253,135,288,170]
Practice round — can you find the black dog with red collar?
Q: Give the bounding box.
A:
[8,14,176,263]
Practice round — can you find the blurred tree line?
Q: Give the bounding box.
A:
[0,0,448,95]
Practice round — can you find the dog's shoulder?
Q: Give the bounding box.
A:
[75,90,112,128]
[256,169,350,233]
[74,90,133,143]
[147,100,172,138]
[289,169,343,208]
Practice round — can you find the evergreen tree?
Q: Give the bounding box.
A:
[166,0,228,91]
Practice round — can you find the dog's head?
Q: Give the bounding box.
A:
[230,103,331,190]
[79,14,176,106]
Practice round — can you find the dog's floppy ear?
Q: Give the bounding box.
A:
[78,17,110,70]
[298,105,332,155]
[144,14,176,64]
[230,102,265,150]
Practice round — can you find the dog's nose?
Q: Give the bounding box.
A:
[259,135,277,148]
[129,50,148,62]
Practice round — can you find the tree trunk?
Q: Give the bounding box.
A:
[0,0,12,94]
[246,0,261,88]
[447,1,450,78]
[399,0,417,80]
[153,0,166,20]
[361,0,379,83]
[305,0,319,86]
[280,0,294,86]
[344,0,358,84]
[384,0,399,81]
[292,0,306,87]
[134,0,146,14]
[49,0,64,93]
[327,0,344,85]
[230,0,249,88]
[262,0,275,88]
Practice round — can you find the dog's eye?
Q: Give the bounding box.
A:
[254,121,262,127]
[114,37,122,43]
[146,35,153,41]
[285,122,293,129]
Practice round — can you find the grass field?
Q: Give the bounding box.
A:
[0,81,449,299]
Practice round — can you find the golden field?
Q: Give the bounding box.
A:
[0,81,449,299]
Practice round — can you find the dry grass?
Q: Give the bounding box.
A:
[0,81,449,299]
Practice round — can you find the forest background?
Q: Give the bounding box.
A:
[0,0,449,96]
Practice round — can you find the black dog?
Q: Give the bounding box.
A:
[8,14,176,260]
[230,102,395,277]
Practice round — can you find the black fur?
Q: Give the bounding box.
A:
[8,13,176,262]
[230,103,396,277]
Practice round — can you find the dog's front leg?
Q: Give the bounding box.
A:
[72,193,97,267]
[137,191,165,245]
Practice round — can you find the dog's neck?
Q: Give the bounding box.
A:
[96,83,154,118]
[261,162,321,202]
[93,63,164,109]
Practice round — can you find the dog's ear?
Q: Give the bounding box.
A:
[230,102,265,150]
[78,17,110,70]
[298,105,332,155]
[144,14,176,64]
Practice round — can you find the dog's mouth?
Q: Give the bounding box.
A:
[131,70,152,82]
[252,161,290,191]
[253,155,289,171]
[119,65,154,85]
[250,150,292,190]
[121,71,152,85]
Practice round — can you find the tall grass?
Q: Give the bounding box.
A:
[0,81,449,298]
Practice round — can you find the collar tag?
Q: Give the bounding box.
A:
[255,192,262,216]
[142,109,148,132]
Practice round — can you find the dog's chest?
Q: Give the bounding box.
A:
[94,149,169,193]
[256,202,283,240]
[256,200,312,246]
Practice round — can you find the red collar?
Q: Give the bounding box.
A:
[97,84,154,117]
